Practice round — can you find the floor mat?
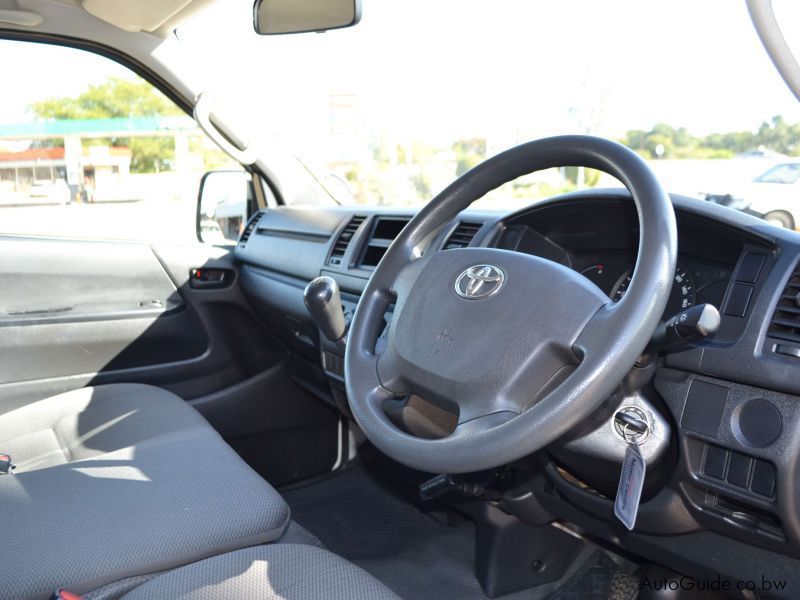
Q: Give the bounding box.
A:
[282,464,637,600]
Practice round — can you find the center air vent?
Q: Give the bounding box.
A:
[359,217,410,268]
[443,221,482,249]
[238,211,264,249]
[328,216,365,266]
[767,260,800,345]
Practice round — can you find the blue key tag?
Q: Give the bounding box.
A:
[614,441,646,530]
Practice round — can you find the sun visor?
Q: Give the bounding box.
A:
[0,9,43,27]
[81,0,192,33]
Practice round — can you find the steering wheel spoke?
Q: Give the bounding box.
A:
[375,351,412,397]
[452,410,518,439]
[572,301,619,362]
[389,251,433,302]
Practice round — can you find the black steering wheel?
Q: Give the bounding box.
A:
[345,135,676,474]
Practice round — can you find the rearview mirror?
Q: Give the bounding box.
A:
[253,0,361,35]
[197,171,254,244]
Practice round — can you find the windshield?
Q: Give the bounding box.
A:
[178,0,800,210]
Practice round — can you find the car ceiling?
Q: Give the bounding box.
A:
[0,0,215,37]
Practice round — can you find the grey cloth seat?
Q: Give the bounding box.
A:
[0,384,291,600]
[122,545,401,600]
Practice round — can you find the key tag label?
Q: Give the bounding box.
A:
[614,442,646,530]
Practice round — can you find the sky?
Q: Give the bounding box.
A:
[2,0,800,153]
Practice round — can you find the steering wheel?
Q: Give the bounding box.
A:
[345,135,676,474]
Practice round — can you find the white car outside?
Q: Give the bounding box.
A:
[708,161,800,229]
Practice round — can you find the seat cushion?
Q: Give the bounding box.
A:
[0,384,291,600]
[121,545,401,600]
[0,383,211,472]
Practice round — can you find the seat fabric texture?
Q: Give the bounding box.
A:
[121,544,401,600]
[0,384,290,600]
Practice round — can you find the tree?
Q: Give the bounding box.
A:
[754,116,800,155]
[619,116,800,160]
[30,77,183,173]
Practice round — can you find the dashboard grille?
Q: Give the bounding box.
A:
[443,221,482,249]
[328,216,365,266]
[238,211,264,249]
[767,261,800,344]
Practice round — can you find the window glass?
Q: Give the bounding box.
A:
[0,40,241,243]
[177,0,800,229]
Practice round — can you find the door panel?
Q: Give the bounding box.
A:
[0,237,283,413]
[0,313,207,384]
[0,237,179,320]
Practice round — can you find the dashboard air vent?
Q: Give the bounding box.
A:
[443,221,482,249]
[238,211,264,249]
[359,217,410,268]
[328,216,365,266]
[767,261,800,344]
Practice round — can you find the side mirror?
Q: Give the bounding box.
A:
[197,171,254,244]
[253,0,361,35]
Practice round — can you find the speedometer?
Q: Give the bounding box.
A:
[611,264,695,318]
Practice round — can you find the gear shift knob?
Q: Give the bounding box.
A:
[304,276,347,344]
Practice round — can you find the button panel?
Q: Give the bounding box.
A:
[736,253,766,284]
[726,452,752,488]
[704,444,727,479]
[702,443,775,498]
[724,283,753,317]
[681,380,729,437]
[751,460,777,497]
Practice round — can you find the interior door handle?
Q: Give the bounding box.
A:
[190,268,234,289]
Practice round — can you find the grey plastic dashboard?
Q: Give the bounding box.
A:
[233,189,800,575]
[233,189,800,397]
[234,205,500,291]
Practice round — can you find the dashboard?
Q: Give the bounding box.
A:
[233,188,800,593]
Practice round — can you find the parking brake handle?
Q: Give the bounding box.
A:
[304,276,347,347]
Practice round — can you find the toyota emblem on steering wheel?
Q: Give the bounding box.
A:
[455,265,505,299]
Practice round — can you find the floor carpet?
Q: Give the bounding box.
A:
[282,464,638,600]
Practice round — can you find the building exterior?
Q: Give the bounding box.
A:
[0,115,196,205]
[0,146,132,205]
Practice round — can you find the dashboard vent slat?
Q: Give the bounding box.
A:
[328,216,365,266]
[768,261,800,346]
[443,221,483,250]
[238,210,264,249]
[777,304,800,315]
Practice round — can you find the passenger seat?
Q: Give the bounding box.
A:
[0,384,290,599]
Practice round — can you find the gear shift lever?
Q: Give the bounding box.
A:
[304,276,347,346]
